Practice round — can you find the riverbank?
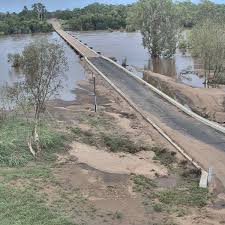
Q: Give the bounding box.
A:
[1,62,225,224]
[144,70,225,124]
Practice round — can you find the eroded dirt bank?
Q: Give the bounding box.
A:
[144,70,225,124]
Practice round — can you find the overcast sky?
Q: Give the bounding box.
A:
[0,0,223,12]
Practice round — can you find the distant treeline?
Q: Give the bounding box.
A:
[0,3,52,35]
[49,3,130,31]
[0,1,225,35]
[48,1,225,31]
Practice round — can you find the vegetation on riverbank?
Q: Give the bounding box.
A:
[49,1,225,32]
[55,3,129,31]
[6,40,68,157]
[190,21,225,85]
[0,4,52,35]
[1,0,224,35]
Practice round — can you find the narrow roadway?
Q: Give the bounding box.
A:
[90,57,225,152]
[89,57,225,185]
[51,20,98,58]
[51,21,225,185]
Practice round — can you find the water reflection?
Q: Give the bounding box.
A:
[0,32,85,101]
[1,30,206,91]
[73,31,205,88]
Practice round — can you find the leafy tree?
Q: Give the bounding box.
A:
[8,40,68,156]
[53,3,129,31]
[0,4,52,35]
[175,0,197,27]
[127,0,179,58]
[32,3,46,21]
[190,21,225,85]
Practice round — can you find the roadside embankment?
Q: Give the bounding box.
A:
[144,71,225,124]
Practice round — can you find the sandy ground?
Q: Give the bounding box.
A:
[43,62,225,225]
[144,70,225,124]
[69,142,167,177]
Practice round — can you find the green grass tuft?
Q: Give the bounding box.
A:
[0,184,76,225]
[132,175,157,192]
[157,182,208,208]
[102,134,146,154]
[152,147,176,166]
[0,120,66,167]
[69,127,97,146]
[152,202,163,212]
[131,174,208,209]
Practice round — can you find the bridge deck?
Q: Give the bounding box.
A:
[51,21,99,58]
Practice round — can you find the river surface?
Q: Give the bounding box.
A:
[0,31,204,102]
[0,32,85,101]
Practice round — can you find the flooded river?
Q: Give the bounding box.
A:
[0,31,204,102]
[0,32,85,101]
[73,31,205,87]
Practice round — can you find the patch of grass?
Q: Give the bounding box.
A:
[69,127,150,154]
[132,174,208,210]
[0,184,76,225]
[0,120,33,167]
[69,126,97,146]
[152,202,163,212]
[180,168,202,179]
[0,119,67,167]
[69,127,81,135]
[112,211,123,220]
[132,175,157,192]
[38,125,67,162]
[152,146,176,167]
[102,134,147,154]
[157,181,208,208]
[0,165,52,182]
[87,114,111,128]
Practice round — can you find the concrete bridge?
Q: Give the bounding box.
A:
[52,21,225,187]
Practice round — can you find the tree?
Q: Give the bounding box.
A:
[8,40,68,156]
[175,0,197,27]
[0,4,52,35]
[32,3,46,21]
[190,20,225,86]
[56,3,128,31]
[127,0,179,58]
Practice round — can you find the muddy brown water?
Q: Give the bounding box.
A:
[0,31,205,101]
[0,32,86,101]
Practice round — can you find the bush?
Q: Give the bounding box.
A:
[152,147,176,166]
[132,175,157,192]
[102,134,142,153]
[8,53,21,67]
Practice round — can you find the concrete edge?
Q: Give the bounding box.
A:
[84,56,208,188]
[101,55,225,135]
[53,28,209,187]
